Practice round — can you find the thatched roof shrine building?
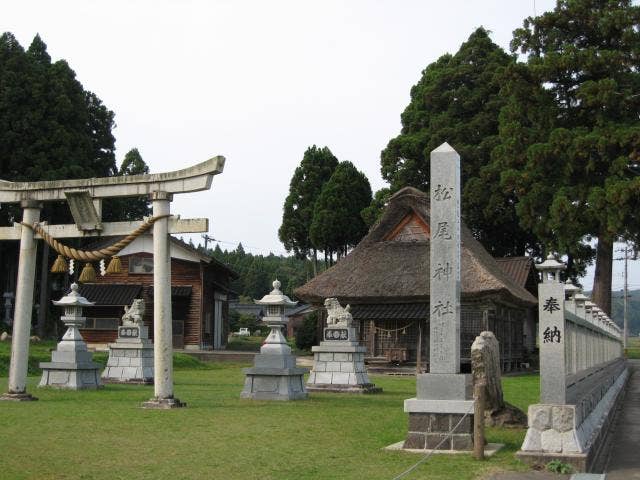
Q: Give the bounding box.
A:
[295,187,537,371]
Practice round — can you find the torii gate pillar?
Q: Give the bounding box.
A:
[142,191,184,408]
[2,201,42,400]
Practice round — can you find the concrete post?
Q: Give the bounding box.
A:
[1,201,41,401]
[142,192,184,409]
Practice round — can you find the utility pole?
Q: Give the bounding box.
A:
[624,245,629,351]
[202,233,216,251]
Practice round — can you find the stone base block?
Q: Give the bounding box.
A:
[307,343,380,393]
[516,451,588,473]
[518,366,629,472]
[102,375,153,385]
[416,373,472,400]
[385,441,504,456]
[141,397,186,409]
[0,392,38,401]
[101,343,154,384]
[306,383,382,394]
[39,362,102,390]
[402,411,474,451]
[241,366,308,401]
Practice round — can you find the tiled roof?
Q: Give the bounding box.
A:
[78,284,143,306]
[148,285,193,298]
[494,257,534,288]
[350,303,428,320]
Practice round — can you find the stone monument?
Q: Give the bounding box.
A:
[39,283,102,390]
[471,331,526,427]
[403,143,475,451]
[102,299,154,384]
[307,298,381,393]
[241,280,308,400]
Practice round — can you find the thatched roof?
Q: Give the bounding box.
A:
[294,187,537,307]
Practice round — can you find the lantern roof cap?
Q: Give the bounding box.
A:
[574,292,589,302]
[53,283,94,307]
[564,280,581,294]
[536,253,566,271]
[254,279,297,307]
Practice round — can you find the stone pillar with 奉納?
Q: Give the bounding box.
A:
[102,299,154,384]
[307,298,381,394]
[241,280,308,400]
[403,143,475,451]
[39,284,102,390]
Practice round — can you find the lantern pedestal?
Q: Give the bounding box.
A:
[241,324,308,401]
[39,284,101,390]
[240,280,308,401]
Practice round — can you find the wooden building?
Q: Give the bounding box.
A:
[75,235,237,350]
[294,187,537,371]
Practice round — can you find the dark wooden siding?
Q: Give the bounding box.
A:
[83,253,202,347]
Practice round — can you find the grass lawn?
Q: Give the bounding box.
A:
[627,336,640,359]
[0,343,539,480]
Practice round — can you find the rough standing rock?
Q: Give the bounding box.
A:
[471,331,527,428]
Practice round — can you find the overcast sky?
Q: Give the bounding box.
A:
[3,0,638,291]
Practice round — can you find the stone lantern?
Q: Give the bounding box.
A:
[574,292,588,319]
[240,280,308,400]
[536,253,566,284]
[39,283,102,389]
[256,280,296,355]
[564,280,581,314]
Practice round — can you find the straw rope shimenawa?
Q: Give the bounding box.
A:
[19,214,171,262]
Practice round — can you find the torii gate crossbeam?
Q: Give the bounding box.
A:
[0,155,225,409]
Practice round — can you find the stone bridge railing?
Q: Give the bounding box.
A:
[518,254,628,472]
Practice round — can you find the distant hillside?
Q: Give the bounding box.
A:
[611,290,640,336]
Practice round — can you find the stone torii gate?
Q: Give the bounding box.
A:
[0,155,225,408]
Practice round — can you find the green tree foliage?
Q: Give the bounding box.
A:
[309,161,372,260]
[0,32,117,225]
[295,311,319,351]
[103,148,152,221]
[361,188,391,228]
[611,289,640,336]
[499,0,640,313]
[279,146,339,266]
[379,27,537,256]
[208,243,316,301]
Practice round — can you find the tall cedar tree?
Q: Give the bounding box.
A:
[503,0,640,314]
[0,33,117,226]
[309,161,372,261]
[0,32,120,332]
[379,28,538,256]
[103,148,152,221]
[278,146,338,271]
